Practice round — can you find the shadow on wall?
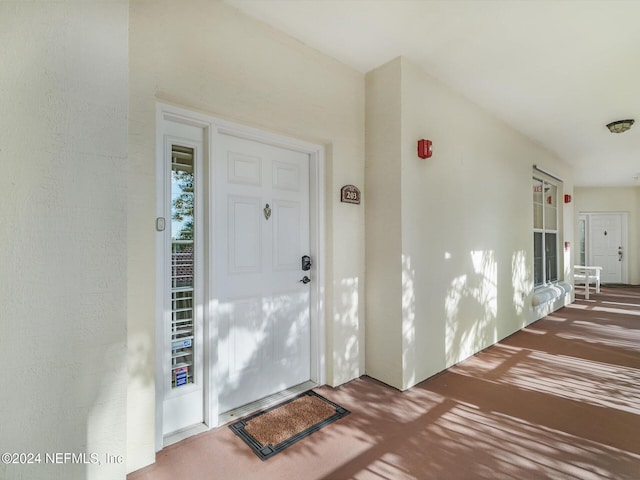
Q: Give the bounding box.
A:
[332,277,361,386]
[128,330,154,390]
[402,255,417,388]
[444,249,533,367]
[511,250,530,319]
[445,250,498,366]
[400,248,533,389]
[86,341,127,478]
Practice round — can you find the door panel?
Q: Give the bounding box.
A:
[273,160,301,191]
[228,196,262,273]
[228,152,262,186]
[273,200,301,270]
[589,214,623,283]
[215,133,311,413]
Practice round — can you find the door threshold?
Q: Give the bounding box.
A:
[163,422,209,448]
[218,380,318,426]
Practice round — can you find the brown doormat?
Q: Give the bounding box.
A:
[229,390,350,460]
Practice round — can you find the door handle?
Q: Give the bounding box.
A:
[299,276,311,284]
[619,246,623,261]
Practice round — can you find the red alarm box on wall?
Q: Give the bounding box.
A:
[417,139,432,159]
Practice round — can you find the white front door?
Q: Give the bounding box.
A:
[215,132,312,413]
[588,213,625,284]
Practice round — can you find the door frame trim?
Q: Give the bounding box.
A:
[155,105,214,450]
[155,103,326,449]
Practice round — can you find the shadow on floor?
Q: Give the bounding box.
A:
[129,287,640,480]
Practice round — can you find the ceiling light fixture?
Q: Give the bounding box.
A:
[606,119,634,133]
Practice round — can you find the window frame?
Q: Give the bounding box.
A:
[533,175,559,287]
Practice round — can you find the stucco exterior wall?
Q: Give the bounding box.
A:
[0,2,129,479]
[128,0,365,471]
[365,57,574,391]
[364,60,404,389]
[3,3,605,477]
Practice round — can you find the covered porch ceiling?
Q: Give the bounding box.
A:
[225,0,640,187]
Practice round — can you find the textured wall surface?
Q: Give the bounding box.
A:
[365,57,574,391]
[128,0,365,471]
[0,2,128,479]
[364,59,404,389]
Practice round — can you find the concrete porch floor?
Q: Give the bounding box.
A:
[129,287,640,480]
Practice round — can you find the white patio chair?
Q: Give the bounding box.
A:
[573,265,602,300]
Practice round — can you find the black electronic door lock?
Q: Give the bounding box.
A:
[302,255,312,271]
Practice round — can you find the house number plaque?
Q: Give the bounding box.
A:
[340,185,361,205]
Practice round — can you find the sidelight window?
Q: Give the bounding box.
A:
[171,145,195,388]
